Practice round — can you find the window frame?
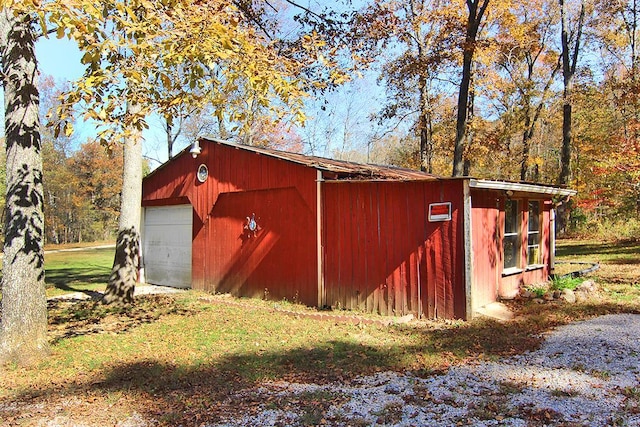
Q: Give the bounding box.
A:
[503,199,521,274]
[526,200,543,267]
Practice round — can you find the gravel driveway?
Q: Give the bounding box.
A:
[213,314,640,427]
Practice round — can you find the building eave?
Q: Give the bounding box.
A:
[469,179,577,197]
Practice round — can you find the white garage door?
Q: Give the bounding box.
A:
[142,205,192,288]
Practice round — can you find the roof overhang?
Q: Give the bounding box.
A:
[469,179,577,197]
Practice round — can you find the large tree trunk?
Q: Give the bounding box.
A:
[418,66,434,173]
[0,7,49,364]
[520,98,533,181]
[414,3,433,175]
[102,104,143,304]
[557,0,585,234]
[452,0,490,177]
[452,43,475,177]
[559,95,573,186]
[558,0,584,187]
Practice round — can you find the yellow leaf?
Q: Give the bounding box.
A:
[130,70,142,83]
[64,122,74,137]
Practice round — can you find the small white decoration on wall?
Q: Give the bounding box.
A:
[197,164,209,183]
[244,213,261,237]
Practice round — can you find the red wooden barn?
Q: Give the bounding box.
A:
[141,138,575,319]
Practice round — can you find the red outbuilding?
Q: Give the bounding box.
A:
[141,138,575,319]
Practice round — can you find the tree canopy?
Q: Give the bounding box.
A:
[1,0,637,233]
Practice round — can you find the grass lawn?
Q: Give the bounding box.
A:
[0,239,639,426]
[44,247,113,297]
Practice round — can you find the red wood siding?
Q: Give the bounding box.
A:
[470,189,500,310]
[468,192,554,300]
[321,180,466,319]
[500,197,552,297]
[142,141,318,306]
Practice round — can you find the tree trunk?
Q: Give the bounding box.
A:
[165,117,181,160]
[418,71,434,173]
[452,0,490,177]
[559,97,572,186]
[0,7,49,364]
[557,0,585,234]
[558,0,584,187]
[102,104,143,304]
[166,120,174,160]
[453,45,475,177]
[520,101,532,181]
[414,4,433,175]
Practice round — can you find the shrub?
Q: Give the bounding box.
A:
[551,276,584,291]
[526,283,548,298]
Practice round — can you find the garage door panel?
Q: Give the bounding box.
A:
[143,205,192,288]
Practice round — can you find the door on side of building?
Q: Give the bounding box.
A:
[142,205,193,288]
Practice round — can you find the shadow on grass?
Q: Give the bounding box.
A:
[13,341,401,425]
[46,294,197,344]
[555,240,640,258]
[46,265,110,299]
[46,266,110,286]
[12,296,636,425]
[607,257,640,265]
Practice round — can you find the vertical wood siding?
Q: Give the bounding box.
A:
[144,141,556,319]
[142,141,318,307]
[321,180,466,319]
[470,189,500,310]
[467,191,554,300]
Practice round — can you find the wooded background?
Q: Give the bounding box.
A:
[4,0,640,244]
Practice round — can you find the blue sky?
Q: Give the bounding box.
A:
[33,31,382,169]
[36,37,84,81]
[35,36,176,168]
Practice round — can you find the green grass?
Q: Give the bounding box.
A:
[555,238,640,303]
[44,247,113,297]
[0,238,639,426]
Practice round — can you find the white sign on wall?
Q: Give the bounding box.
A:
[428,202,452,222]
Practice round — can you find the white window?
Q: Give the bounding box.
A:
[527,201,541,265]
[504,200,520,270]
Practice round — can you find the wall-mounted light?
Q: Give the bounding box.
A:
[505,190,514,198]
[190,140,202,158]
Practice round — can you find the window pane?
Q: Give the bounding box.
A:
[505,200,518,233]
[527,245,540,265]
[527,201,540,264]
[504,235,519,269]
[504,200,520,269]
[528,201,540,232]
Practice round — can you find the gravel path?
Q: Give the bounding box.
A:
[213,314,640,427]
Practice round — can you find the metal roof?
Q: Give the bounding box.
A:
[200,137,440,181]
